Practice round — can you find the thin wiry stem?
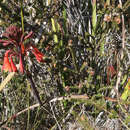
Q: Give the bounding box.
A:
[50,102,62,130]
[27,72,42,106]
[26,72,43,106]
[0,103,40,127]
[50,94,89,103]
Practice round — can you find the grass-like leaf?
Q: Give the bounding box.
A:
[0,72,15,92]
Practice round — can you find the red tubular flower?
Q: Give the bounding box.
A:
[10,55,17,72]
[31,45,44,62]
[19,54,24,74]
[20,42,25,54]
[0,25,44,74]
[32,50,44,62]
[2,50,12,72]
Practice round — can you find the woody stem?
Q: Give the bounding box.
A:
[26,71,43,106]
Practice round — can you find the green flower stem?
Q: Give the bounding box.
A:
[20,0,24,33]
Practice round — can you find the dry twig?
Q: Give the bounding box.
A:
[50,94,89,103]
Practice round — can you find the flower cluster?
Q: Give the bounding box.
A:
[0,25,44,74]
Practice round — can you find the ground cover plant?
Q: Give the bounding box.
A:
[0,0,130,129]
